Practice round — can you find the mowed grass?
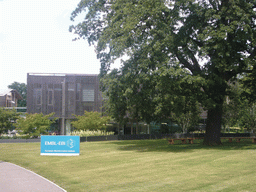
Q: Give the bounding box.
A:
[1,139,256,192]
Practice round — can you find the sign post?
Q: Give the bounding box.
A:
[41,136,80,156]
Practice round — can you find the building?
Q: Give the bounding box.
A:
[27,73,103,135]
[0,89,23,108]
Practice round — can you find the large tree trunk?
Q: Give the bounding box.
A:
[203,104,223,145]
[203,71,228,145]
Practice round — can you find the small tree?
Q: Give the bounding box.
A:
[0,108,20,135]
[171,103,201,133]
[72,111,111,131]
[15,113,55,138]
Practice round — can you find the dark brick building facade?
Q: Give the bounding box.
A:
[27,73,103,135]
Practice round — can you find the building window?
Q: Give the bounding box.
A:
[82,89,94,102]
[76,83,80,101]
[36,89,42,105]
[54,84,62,91]
[12,92,15,101]
[48,90,53,105]
[48,84,53,89]
[34,83,42,89]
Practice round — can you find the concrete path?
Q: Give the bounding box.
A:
[0,162,66,192]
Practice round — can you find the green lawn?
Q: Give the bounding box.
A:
[1,139,256,192]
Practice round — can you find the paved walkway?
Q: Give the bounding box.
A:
[0,162,66,192]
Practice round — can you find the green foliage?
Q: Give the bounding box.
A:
[71,111,111,131]
[154,65,202,132]
[101,67,157,126]
[222,81,244,128]
[0,134,31,139]
[8,82,27,107]
[71,0,256,144]
[15,113,55,138]
[239,103,256,131]
[71,130,114,137]
[222,81,256,132]
[102,63,202,132]
[101,69,130,125]
[0,108,20,135]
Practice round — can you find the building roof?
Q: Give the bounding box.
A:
[0,89,23,100]
[0,89,12,96]
[27,73,99,77]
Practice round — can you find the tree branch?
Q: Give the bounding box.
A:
[208,0,218,10]
[184,47,201,74]
[175,50,196,74]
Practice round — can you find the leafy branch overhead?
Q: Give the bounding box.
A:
[70,0,255,77]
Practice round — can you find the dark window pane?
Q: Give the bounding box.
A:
[48,90,53,105]
[36,90,42,105]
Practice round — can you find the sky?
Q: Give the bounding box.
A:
[0,0,120,89]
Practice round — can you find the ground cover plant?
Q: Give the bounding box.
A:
[1,139,256,191]
[70,130,115,137]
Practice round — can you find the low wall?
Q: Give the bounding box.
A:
[0,139,40,143]
[0,133,253,143]
[80,133,253,142]
[80,135,118,142]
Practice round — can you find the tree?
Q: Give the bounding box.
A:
[239,102,256,132]
[0,108,20,135]
[8,82,27,107]
[154,65,202,133]
[102,61,158,134]
[70,0,256,145]
[221,80,256,132]
[101,69,130,128]
[15,113,55,138]
[71,111,111,131]
[222,81,244,129]
[171,97,201,133]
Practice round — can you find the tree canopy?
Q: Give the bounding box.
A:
[8,82,27,107]
[70,0,256,145]
[71,111,111,131]
[15,113,55,138]
[0,108,20,135]
[222,81,256,132]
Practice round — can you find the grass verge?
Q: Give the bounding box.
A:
[1,139,256,192]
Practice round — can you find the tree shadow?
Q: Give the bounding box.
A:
[109,139,256,153]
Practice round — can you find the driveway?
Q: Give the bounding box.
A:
[0,162,66,192]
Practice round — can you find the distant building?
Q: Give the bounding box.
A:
[0,89,23,108]
[27,73,103,135]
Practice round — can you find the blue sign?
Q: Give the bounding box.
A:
[41,136,80,156]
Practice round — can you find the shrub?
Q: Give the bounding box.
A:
[15,113,56,138]
[70,130,115,137]
[71,111,111,131]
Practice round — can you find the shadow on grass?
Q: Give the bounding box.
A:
[109,139,256,153]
